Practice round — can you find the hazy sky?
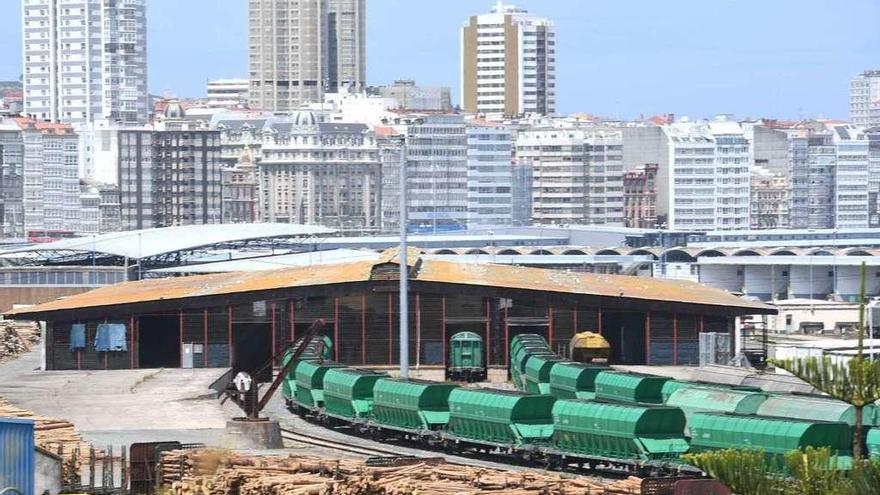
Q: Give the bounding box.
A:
[1,0,878,120]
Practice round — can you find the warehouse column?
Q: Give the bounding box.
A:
[485,298,491,366]
[228,305,233,366]
[334,298,340,362]
[672,313,679,365]
[361,295,367,365]
[203,309,209,368]
[504,306,510,367]
[179,310,184,368]
[441,296,447,367]
[645,311,652,365]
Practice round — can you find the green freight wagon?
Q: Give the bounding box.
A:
[281,349,299,401]
[548,361,609,399]
[688,412,853,466]
[510,334,552,372]
[757,395,880,426]
[323,368,388,419]
[552,400,689,461]
[523,355,568,395]
[281,335,335,402]
[447,388,556,445]
[372,378,458,430]
[666,387,768,418]
[594,371,669,404]
[868,428,880,458]
[660,380,761,403]
[447,332,486,382]
[293,359,345,408]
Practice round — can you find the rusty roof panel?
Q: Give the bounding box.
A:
[6,250,773,317]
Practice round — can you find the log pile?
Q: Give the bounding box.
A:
[0,320,40,361]
[0,395,94,483]
[160,450,645,495]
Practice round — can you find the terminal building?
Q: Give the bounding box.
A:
[6,249,770,372]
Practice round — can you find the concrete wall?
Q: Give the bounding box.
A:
[35,448,62,495]
[699,265,742,292]
[787,265,834,299]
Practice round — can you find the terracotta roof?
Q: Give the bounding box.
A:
[13,117,75,135]
[6,249,775,318]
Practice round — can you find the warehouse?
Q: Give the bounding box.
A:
[6,249,773,372]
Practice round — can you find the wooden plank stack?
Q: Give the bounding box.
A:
[160,450,645,495]
[0,320,40,362]
[0,395,95,484]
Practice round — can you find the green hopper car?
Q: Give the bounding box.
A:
[552,399,689,461]
[688,412,853,466]
[447,388,556,445]
[523,355,568,395]
[665,387,768,419]
[293,359,345,408]
[372,378,459,430]
[322,368,388,419]
[594,371,669,405]
[548,361,609,399]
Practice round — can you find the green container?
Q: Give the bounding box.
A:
[666,387,768,417]
[552,399,689,461]
[323,368,388,419]
[372,378,458,430]
[594,371,669,404]
[548,362,608,399]
[661,380,763,402]
[758,395,880,426]
[688,412,853,461]
[868,428,880,458]
[448,388,556,445]
[524,355,567,395]
[448,332,485,380]
[294,359,345,408]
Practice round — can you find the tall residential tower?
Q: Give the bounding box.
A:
[22,0,149,124]
[248,0,366,112]
[461,2,556,117]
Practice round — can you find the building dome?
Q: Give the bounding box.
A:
[290,110,317,126]
[164,100,185,119]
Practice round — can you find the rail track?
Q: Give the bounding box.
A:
[280,427,415,458]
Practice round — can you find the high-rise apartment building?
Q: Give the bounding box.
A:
[118,129,223,230]
[830,124,870,228]
[466,123,512,227]
[623,163,658,229]
[622,119,750,231]
[22,0,149,124]
[461,2,555,117]
[248,0,365,112]
[0,120,23,237]
[258,112,381,231]
[405,115,468,232]
[206,79,250,109]
[517,128,623,225]
[850,70,880,127]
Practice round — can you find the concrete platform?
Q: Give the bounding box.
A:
[0,348,230,446]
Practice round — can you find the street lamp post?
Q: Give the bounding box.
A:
[399,144,409,379]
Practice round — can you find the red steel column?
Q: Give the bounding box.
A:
[361,295,367,364]
[288,300,294,341]
[129,316,135,369]
[485,298,491,366]
[441,296,447,367]
[597,307,603,335]
[699,314,705,333]
[548,305,554,350]
[387,293,393,365]
[504,306,510,367]
[203,308,209,368]
[179,310,184,368]
[645,311,652,365]
[673,313,679,365]
[103,317,108,370]
[227,305,233,366]
[271,302,277,361]
[415,294,421,366]
[333,297,340,361]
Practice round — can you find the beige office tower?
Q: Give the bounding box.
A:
[461,1,555,117]
[248,0,365,112]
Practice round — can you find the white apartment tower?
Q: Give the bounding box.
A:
[248,0,366,112]
[461,1,556,117]
[22,0,149,125]
[850,70,880,127]
[466,124,513,227]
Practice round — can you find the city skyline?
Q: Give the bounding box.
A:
[0,0,877,119]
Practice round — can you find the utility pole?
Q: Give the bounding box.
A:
[399,143,409,379]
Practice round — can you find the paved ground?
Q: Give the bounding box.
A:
[0,347,229,446]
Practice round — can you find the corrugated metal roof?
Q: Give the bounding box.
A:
[0,224,334,259]
[6,250,774,317]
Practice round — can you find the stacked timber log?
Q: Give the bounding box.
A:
[160,450,644,495]
[0,396,94,484]
[0,320,40,361]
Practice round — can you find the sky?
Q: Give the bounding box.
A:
[0,0,878,120]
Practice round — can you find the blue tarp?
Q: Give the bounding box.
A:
[69,324,86,350]
[94,323,127,352]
